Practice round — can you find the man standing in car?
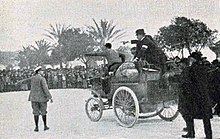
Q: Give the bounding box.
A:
[131,29,167,73]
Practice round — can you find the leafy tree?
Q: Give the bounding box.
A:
[16,46,35,68]
[156,16,218,57]
[58,28,98,69]
[0,51,17,66]
[50,45,66,68]
[87,19,126,46]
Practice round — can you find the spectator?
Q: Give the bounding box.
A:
[182,52,213,139]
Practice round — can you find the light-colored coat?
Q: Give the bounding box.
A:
[89,49,122,66]
[18,74,52,102]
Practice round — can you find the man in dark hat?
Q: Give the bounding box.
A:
[16,66,53,132]
[181,51,213,138]
[131,29,167,73]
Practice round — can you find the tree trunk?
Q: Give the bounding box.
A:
[59,61,63,69]
[186,43,192,55]
[181,49,184,58]
[181,45,184,58]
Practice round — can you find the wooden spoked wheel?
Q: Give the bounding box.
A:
[85,97,103,122]
[158,99,179,121]
[113,86,139,128]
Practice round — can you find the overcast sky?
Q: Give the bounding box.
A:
[1,0,220,52]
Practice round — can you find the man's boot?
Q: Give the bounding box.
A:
[182,117,195,138]
[182,115,189,132]
[182,133,195,138]
[42,115,49,131]
[34,115,39,132]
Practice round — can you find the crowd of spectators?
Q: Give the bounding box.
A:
[0,67,104,93]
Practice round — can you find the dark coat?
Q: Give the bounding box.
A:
[178,66,194,117]
[132,35,167,70]
[188,61,213,119]
[208,67,220,104]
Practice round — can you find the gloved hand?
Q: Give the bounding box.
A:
[132,57,138,62]
[109,72,114,76]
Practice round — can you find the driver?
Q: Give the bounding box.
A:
[86,43,124,74]
[86,43,125,95]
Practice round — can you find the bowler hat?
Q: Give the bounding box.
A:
[189,51,202,60]
[136,29,145,35]
[104,43,112,49]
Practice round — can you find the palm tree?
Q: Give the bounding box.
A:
[44,24,71,44]
[87,19,126,46]
[44,24,71,68]
[31,40,53,66]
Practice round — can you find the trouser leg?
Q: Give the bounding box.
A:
[182,115,188,130]
[182,116,195,138]
[42,115,47,127]
[185,116,195,135]
[203,117,212,139]
[102,78,110,94]
[34,115,39,127]
[42,115,49,130]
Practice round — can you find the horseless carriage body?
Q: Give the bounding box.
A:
[85,57,180,128]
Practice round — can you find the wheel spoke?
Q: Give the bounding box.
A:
[167,110,171,118]
[113,87,139,127]
[85,98,103,122]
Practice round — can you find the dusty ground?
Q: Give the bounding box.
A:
[0,89,220,139]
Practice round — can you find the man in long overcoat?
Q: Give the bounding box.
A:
[208,59,220,116]
[17,66,53,132]
[182,52,213,139]
[178,58,193,132]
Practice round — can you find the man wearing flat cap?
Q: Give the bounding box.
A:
[16,66,53,132]
[131,29,167,73]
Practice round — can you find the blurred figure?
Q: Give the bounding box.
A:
[0,73,4,92]
[208,59,220,117]
[52,70,58,89]
[178,58,192,133]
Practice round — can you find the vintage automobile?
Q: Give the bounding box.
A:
[85,60,179,128]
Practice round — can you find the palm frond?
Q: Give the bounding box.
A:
[108,29,125,41]
[92,19,103,38]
